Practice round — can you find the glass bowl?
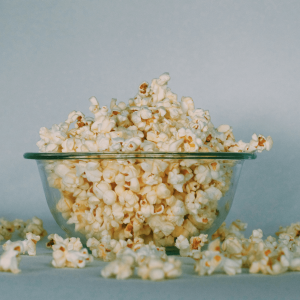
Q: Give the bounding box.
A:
[24,152,256,254]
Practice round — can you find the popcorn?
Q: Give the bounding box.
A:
[37,73,273,248]
[0,225,12,241]
[99,239,180,281]
[4,233,41,256]
[52,247,93,268]
[12,219,25,232]
[175,233,208,258]
[137,256,182,281]
[46,234,83,251]
[50,234,92,268]
[0,218,15,234]
[20,217,47,239]
[194,239,242,276]
[2,240,25,254]
[101,255,135,280]
[0,249,21,274]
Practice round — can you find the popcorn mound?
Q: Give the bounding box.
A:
[36,73,273,247]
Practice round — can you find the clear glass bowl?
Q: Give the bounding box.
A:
[24,152,256,254]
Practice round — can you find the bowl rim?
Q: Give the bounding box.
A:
[23,152,257,160]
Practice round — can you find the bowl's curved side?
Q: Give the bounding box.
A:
[36,160,88,243]
[36,158,245,254]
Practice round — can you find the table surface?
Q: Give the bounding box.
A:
[1,223,299,300]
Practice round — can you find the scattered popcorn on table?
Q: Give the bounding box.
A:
[137,256,182,281]
[0,217,46,245]
[36,73,273,248]
[175,233,208,258]
[189,220,300,276]
[194,239,242,275]
[0,249,21,274]
[50,234,93,268]
[0,218,15,241]
[101,242,181,280]
[3,232,40,256]
[46,233,83,251]
[101,254,136,280]
[1,217,300,278]
[19,217,47,239]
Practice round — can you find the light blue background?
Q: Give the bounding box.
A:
[0,1,299,299]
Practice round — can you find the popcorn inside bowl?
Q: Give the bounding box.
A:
[31,73,272,249]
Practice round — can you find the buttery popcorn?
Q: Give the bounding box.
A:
[137,256,182,281]
[175,233,208,258]
[101,254,136,280]
[0,217,46,244]
[189,220,300,276]
[37,73,273,248]
[0,218,15,241]
[19,217,47,239]
[49,234,93,268]
[100,241,181,280]
[46,233,83,251]
[3,232,40,256]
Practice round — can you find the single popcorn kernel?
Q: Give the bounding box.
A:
[35,73,273,249]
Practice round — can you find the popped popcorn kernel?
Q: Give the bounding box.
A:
[50,234,92,268]
[0,249,21,274]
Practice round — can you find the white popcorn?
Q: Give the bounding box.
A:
[175,233,208,258]
[103,168,117,183]
[76,161,102,182]
[194,239,242,276]
[168,169,185,192]
[205,186,222,201]
[37,73,273,248]
[46,233,83,251]
[156,183,171,199]
[103,190,117,205]
[2,241,25,254]
[93,181,111,199]
[51,235,92,268]
[175,235,190,252]
[20,217,47,239]
[24,232,40,256]
[52,247,93,268]
[137,256,182,281]
[115,173,125,186]
[0,249,21,274]
[101,255,135,279]
[221,237,243,259]
[250,229,264,243]
[13,219,25,232]
[0,222,14,241]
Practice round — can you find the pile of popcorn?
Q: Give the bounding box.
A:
[36,73,273,246]
[0,217,46,273]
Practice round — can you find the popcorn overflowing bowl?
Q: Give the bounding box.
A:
[24,151,256,253]
[24,72,272,254]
